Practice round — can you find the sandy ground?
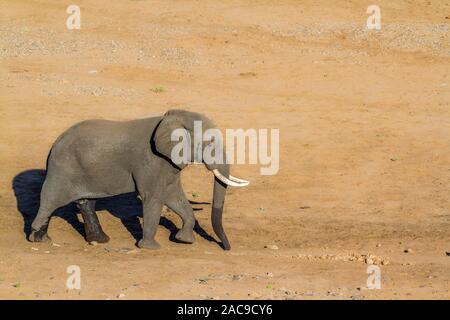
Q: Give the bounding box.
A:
[0,0,449,300]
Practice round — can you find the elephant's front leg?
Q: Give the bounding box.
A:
[138,197,163,250]
[165,180,195,244]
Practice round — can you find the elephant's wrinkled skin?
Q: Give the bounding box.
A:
[29,109,243,250]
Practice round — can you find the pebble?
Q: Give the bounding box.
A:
[89,241,98,246]
[294,252,389,265]
[117,293,126,299]
[248,292,262,298]
[52,243,61,247]
[125,249,140,254]
[31,247,39,251]
[404,248,413,253]
[266,272,274,277]
[264,244,279,250]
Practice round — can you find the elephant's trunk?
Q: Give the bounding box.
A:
[211,164,231,250]
[202,133,249,250]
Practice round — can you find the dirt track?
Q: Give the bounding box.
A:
[0,0,449,299]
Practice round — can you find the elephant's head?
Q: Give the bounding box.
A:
[152,109,249,250]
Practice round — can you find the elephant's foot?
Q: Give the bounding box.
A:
[137,238,161,250]
[29,228,52,243]
[175,229,195,244]
[86,230,110,244]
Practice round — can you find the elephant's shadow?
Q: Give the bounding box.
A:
[12,169,218,246]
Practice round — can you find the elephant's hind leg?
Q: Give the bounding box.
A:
[165,180,195,244]
[30,179,69,243]
[76,199,110,243]
[29,207,52,243]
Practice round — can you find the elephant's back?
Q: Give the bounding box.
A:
[51,119,124,156]
[47,117,160,168]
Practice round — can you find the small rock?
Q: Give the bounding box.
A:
[248,292,262,298]
[265,245,279,250]
[31,247,39,251]
[266,272,274,277]
[232,275,242,281]
[125,249,140,254]
[376,243,382,247]
[117,293,126,299]
[44,251,50,254]
[88,69,98,74]
[89,241,98,246]
[404,248,413,253]
[52,243,61,247]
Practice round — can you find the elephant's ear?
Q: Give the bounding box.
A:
[153,115,190,168]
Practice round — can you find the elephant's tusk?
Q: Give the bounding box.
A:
[228,175,250,184]
[212,169,250,187]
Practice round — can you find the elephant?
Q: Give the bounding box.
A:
[28,109,249,250]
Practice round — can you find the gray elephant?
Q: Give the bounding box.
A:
[29,109,249,250]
